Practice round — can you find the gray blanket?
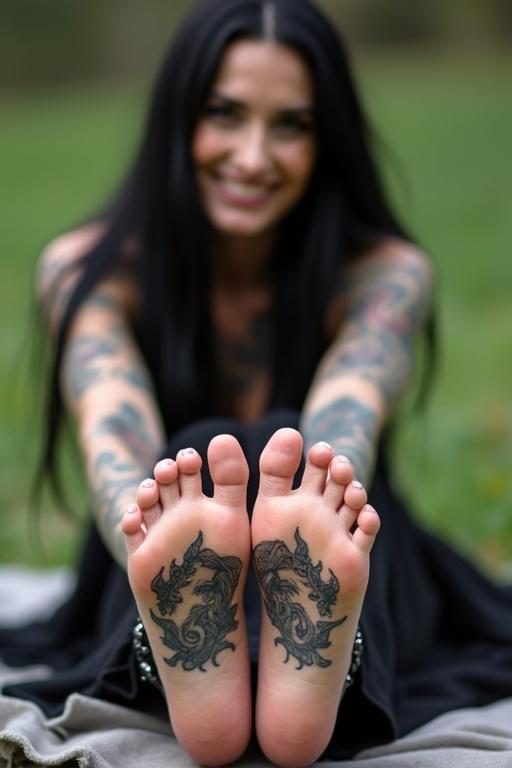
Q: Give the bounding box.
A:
[1,567,512,768]
[1,693,512,768]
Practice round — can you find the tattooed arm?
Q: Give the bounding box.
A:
[300,240,433,484]
[38,229,165,567]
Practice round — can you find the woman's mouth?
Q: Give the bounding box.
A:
[211,174,278,208]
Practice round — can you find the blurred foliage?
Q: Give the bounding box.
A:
[0,0,190,88]
[1,0,511,90]
[322,0,512,47]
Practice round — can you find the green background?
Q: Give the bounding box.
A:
[1,2,511,575]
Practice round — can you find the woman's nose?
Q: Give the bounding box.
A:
[233,123,271,175]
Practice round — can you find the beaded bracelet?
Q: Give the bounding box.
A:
[133,618,163,691]
[343,625,364,691]
[133,617,363,692]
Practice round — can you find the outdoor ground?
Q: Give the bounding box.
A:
[1,52,511,576]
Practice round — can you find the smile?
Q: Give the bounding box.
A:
[212,174,278,208]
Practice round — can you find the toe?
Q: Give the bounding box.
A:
[176,448,203,498]
[208,434,249,509]
[352,504,381,553]
[122,504,146,554]
[258,428,303,497]
[343,480,367,510]
[323,455,353,508]
[136,478,162,530]
[339,480,367,530]
[154,458,180,509]
[300,442,332,494]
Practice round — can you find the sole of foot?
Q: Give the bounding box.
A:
[251,428,380,767]
[122,434,252,766]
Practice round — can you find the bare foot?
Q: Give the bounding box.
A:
[251,428,380,767]
[122,435,252,766]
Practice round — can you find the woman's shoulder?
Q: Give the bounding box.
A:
[37,222,105,296]
[348,237,433,279]
[37,222,137,331]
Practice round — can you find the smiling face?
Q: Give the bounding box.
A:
[192,40,317,240]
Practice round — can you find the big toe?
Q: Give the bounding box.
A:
[258,428,303,497]
[208,434,249,509]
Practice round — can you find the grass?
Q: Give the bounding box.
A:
[1,52,511,575]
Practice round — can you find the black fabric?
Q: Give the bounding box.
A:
[2,410,512,760]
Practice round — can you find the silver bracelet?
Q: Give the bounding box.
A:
[343,625,364,691]
[133,617,363,691]
[133,617,163,691]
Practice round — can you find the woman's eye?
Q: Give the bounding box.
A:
[203,103,237,122]
[275,116,313,135]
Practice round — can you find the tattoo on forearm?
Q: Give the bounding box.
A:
[254,528,346,669]
[150,532,242,671]
[304,397,376,483]
[93,450,145,560]
[323,332,404,408]
[94,402,158,466]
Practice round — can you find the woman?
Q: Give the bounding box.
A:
[2,0,512,766]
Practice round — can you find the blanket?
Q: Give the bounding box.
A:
[1,567,511,767]
[1,693,512,768]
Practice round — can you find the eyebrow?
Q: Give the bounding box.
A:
[209,90,314,118]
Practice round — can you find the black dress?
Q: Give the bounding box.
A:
[1,410,512,759]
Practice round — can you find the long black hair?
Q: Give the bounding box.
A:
[41,0,426,501]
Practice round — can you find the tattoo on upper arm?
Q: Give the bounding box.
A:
[64,325,154,404]
[65,334,119,396]
[149,531,242,671]
[324,258,432,409]
[85,293,122,311]
[304,397,376,483]
[70,364,154,400]
[38,254,78,314]
[254,528,346,669]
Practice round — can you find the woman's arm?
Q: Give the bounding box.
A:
[38,231,165,568]
[300,240,433,485]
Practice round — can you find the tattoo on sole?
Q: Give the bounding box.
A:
[149,531,242,672]
[254,528,346,669]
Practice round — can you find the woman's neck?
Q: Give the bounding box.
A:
[211,230,275,292]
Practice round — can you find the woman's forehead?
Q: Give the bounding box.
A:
[212,40,314,108]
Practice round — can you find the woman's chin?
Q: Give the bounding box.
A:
[208,212,275,239]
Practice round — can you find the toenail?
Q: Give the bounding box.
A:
[126,504,138,514]
[318,441,332,450]
[141,479,154,488]
[335,455,351,464]
[164,459,174,465]
[352,480,363,489]
[179,448,195,456]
